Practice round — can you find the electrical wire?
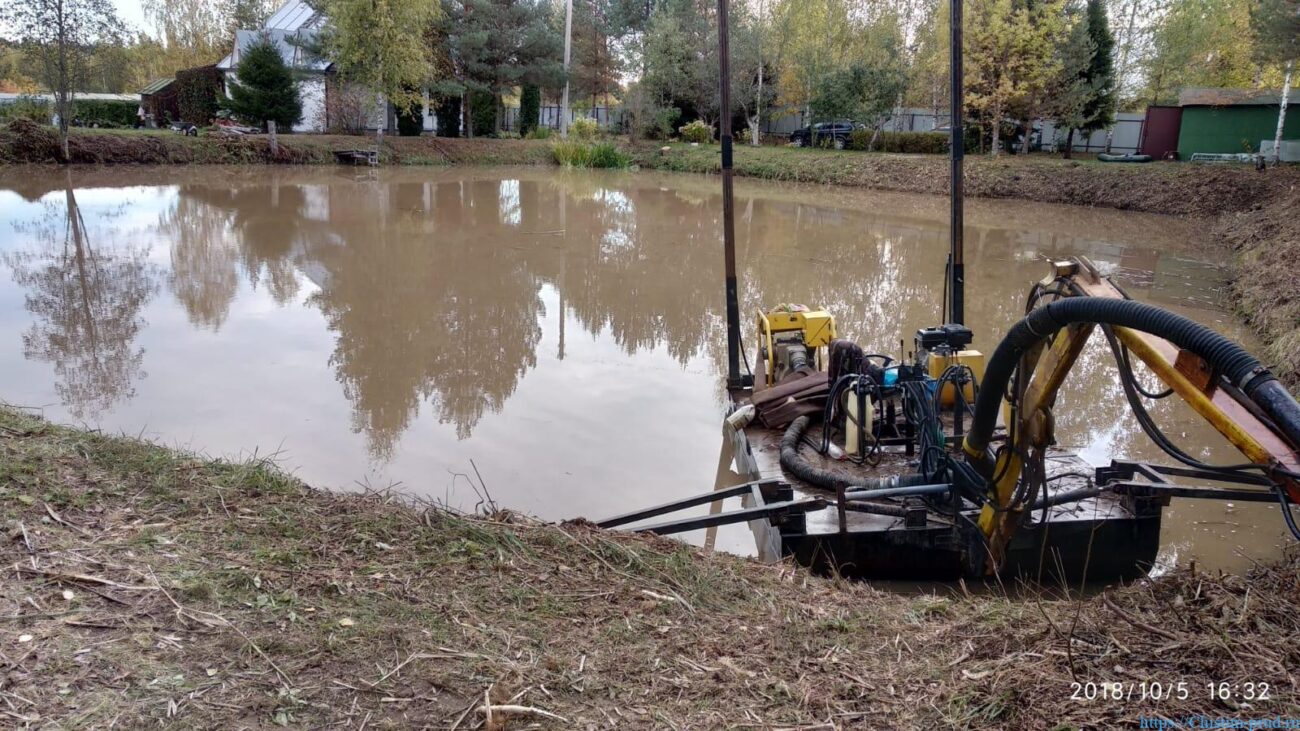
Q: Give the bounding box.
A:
[1276,485,1300,542]
[1100,324,1273,475]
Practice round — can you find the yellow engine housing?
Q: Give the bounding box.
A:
[926,349,985,406]
[756,307,836,386]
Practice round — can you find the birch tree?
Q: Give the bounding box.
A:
[316,0,441,143]
[0,0,123,161]
[1251,0,1298,165]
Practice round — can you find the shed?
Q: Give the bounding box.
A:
[140,77,179,125]
[1176,87,1299,160]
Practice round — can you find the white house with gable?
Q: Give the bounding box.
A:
[218,0,440,134]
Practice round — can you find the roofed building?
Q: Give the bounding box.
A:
[217,0,447,135]
[1176,87,1299,161]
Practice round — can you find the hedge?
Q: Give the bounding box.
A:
[176,66,224,125]
[847,129,949,154]
[0,98,141,128]
[73,100,139,128]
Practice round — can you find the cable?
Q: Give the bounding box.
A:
[1101,325,1269,475]
[737,328,754,378]
[1117,341,1174,399]
[1276,485,1300,542]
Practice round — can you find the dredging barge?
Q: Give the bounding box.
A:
[598,0,1300,583]
[600,257,1300,582]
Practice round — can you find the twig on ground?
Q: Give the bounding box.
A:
[1101,591,1180,642]
[477,704,568,723]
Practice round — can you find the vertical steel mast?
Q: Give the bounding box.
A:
[948,0,965,325]
[718,0,746,388]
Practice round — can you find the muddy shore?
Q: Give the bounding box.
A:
[1,406,1297,728]
[2,120,1295,389]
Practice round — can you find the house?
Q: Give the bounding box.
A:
[217,0,333,133]
[1175,87,1299,160]
[217,0,443,134]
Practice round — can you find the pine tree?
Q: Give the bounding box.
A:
[519,84,541,134]
[1079,0,1116,134]
[439,0,563,137]
[225,37,303,130]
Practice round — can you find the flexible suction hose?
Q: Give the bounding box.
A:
[965,298,1300,460]
[781,416,933,491]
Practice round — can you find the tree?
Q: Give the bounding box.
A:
[1049,0,1116,157]
[1251,0,1298,165]
[1046,3,1099,157]
[569,0,621,110]
[0,0,124,161]
[729,0,778,145]
[965,0,1068,156]
[1080,0,1117,133]
[1139,0,1257,104]
[439,0,562,137]
[519,83,541,133]
[637,0,715,129]
[809,61,907,146]
[230,0,277,32]
[143,0,232,72]
[317,0,440,142]
[224,37,303,130]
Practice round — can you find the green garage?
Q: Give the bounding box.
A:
[1177,87,1300,159]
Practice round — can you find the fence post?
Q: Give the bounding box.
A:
[268,120,278,156]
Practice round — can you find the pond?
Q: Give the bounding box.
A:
[0,165,1285,572]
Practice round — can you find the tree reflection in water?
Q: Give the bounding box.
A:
[306,178,544,455]
[151,169,1224,463]
[4,172,158,418]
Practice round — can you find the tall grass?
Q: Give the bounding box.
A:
[552,141,630,169]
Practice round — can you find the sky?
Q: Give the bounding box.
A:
[112,0,152,35]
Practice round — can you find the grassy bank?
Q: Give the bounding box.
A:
[634,142,1300,218]
[1,405,1297,728]
[0,119,555,167]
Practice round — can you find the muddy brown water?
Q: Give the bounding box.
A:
[0,165,1287,574]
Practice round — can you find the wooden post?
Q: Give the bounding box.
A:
[268,120,278,156]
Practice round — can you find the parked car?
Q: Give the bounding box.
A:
[789,121,864,149]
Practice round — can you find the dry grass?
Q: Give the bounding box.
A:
[1217,185,1300,388]
[1,405,1298,728]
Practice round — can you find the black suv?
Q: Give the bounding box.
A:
[789,121,863,149]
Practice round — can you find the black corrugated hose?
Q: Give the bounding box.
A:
[963,296,1300,541]
[965,297,1300,458]
[781,415,933,492]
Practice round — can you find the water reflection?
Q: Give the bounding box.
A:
[3,172,158,418]
[0,166,1273,570]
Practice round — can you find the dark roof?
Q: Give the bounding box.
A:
[140,77,175,96]
[1178,87,1297,107]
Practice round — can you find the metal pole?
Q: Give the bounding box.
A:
[718,0,745,388]
[948,0,965,326]
[560,0,573,139]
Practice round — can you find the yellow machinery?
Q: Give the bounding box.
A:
[756,306,835,387]
[922,346,985,407]
[962,258,1300,574]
